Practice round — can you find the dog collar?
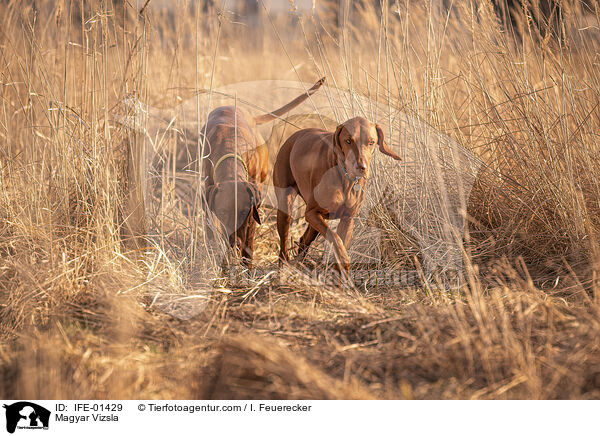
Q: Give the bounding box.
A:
[213,153,249,181]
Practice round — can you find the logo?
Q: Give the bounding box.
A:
[3,402,50,434]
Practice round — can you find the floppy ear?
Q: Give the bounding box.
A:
[376,124,401,160]
[246,184,262,225]
[205,183,219,211]
[333,124,345,158]
[251,205,261,225]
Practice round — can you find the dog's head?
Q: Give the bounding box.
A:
[333,117,401,180]
[205,180,262,248]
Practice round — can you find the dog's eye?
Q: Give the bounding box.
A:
[345,139,352,144]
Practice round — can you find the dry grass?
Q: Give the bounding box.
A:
[2,0,600,399]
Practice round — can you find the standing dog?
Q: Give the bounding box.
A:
[273,117,401,276]
[203,77,324,267]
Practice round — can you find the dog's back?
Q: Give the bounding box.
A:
[203,106,256,154]
[202,106,257,185]
[273,128,331,189]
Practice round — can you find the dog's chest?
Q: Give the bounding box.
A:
[318,184,364,218]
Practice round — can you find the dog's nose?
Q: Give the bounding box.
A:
[356,162,367,172]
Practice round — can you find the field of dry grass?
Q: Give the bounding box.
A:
[2,0,600,400]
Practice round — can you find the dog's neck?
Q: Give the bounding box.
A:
[337,162,363,183]
[328,140,365,193]
[336,162,366,197]
[213,153,249,183]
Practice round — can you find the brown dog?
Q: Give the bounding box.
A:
[203,77,324,267]
[273,117,401,276]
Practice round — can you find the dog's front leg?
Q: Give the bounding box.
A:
[241,220,256,269]
[335,217,355,286]
[305,208,350,277]
[337,217,354,251]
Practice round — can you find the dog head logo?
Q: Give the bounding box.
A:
[3,402,50,434]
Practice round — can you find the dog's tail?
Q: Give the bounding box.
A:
[253,77,325,125]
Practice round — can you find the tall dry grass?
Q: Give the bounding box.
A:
[1,0,600,399]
